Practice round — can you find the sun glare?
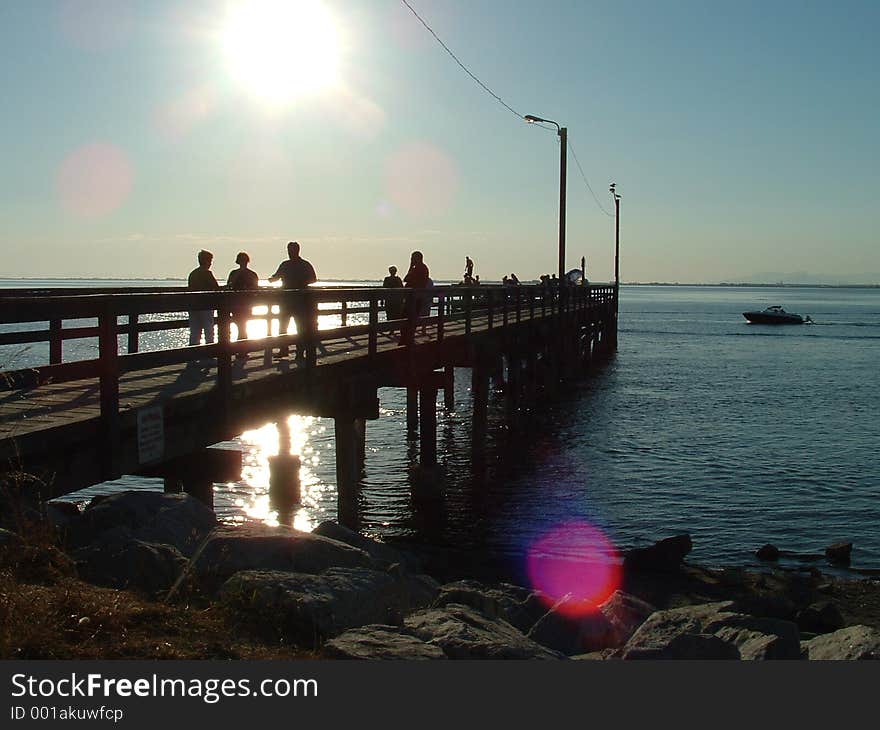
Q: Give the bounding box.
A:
[220,0,341,105]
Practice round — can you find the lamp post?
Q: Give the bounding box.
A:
[610,182,621,286]
[524,115,567,281]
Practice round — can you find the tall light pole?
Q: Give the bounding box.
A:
[610,182,621,286]
[524,115,567,281]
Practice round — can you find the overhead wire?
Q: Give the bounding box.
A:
[400,0,613,217]
[399,0,525,122]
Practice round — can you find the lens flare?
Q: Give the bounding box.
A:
[56,142,133,219]
[526,521,621,617]
[385,141,458,217]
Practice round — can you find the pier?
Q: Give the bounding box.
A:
[0,284,617,521]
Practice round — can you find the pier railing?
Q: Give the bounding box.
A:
[0,283,616,407]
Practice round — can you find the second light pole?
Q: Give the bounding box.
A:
[525,114,567,281]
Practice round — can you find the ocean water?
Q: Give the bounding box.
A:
[2,281,879,574]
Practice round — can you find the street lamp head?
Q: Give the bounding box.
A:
[523,114,544,123]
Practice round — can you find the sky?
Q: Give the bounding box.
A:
[1,0,878,283]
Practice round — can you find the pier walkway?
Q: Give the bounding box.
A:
[0,284,617,506]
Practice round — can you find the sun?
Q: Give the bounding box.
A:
[220,0,341,105]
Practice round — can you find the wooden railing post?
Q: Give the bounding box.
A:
[437,292,445,342]
[98,311,120,478]
[341,299,348,327]
[49,319,62,364]
[487,289,494,330]
[127,313,139,354]
[217,308,232,400]
[368,296,378,356]
[306,291,317,367]
[502,288,509,328]
[465,290,473,335]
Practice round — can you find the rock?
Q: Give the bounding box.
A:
[73,531,187,595]
[404,604,565,660]
[624,633,740,660]
[623,534,692,572]
[796,602,845,634]
[624,602,738,653]
[528,603,617,655]
[70,491,216,557]
[600,590,657,645]
[755,544,780,561]
[713,626,800,660]
[704,613,800,643]
[432,580,546,633]
[313,521,421,572]
[220,567,436,642]
[0,527,23,547]
[803,625,880,660]
[190,523,374,591]
[324,625,447,660]
[825,542,852,565]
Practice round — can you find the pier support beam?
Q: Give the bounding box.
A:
[183,478,214,509]
[334,416,359,529]
[354,417,366,473]
[471,366,490,456]
[505,354,522,424]
[406,386,419,437]
[419,387,438,467]
[443,365,455,411]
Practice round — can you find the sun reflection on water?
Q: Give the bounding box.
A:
[236,415,329,530]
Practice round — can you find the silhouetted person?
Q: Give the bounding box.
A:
[382,265,404,330]
[510,273,520,285]
[402,251,429,345]
[227,251,259,344]
[188,249,219,346]
[268,241,317,361]
[465,256,474,280]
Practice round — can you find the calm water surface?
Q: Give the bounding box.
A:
[3,281,879,574]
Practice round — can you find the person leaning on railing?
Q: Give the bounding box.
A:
[226,251,259,346]
[187,249,219,345]
[268,240,317,361]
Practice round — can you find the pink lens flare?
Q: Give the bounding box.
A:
[526,521,621,617]
[56,143,134,219]
[385,141,458,217]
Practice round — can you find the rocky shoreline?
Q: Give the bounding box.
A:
[2,490,880,660]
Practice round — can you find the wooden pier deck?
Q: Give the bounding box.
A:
[0,284,617,501]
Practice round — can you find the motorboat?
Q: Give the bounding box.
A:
[742,305,810,324]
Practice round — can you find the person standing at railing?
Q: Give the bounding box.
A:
[187,249,219,345]
[268,241,317,361]
[226,251,259,344]
[382,265,404,334]
[401,251,429,345]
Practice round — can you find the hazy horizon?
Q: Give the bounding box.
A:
[3,1,878,282]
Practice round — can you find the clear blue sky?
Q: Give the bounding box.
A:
[1,0,878,282]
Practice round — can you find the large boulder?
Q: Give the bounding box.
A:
[404,604,564,660]
[220,567,438,642]
[527,603,616,655]
[796,602,845,634]
[70,491,216,557]
[624,602,738,653]
[600,590,658,645]
[312,521,421,572]
[623,535,693,573]
[324,626,447,660]
[624,601,802,660]
[73,529,187,595]
[190,523,374,591]
[713,626,800,660]
[803,626,880,660]
[824,542,852,565]
[432,580,546,633]
[624,633,740,660]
